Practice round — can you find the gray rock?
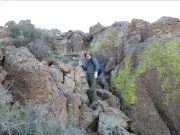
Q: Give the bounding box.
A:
[98,112,132,135]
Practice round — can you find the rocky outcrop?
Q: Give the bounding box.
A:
[89,22,104,36]
[1,16,180,135]
[2,46,68,128]
[123,19,153,55]
[0,44,133,134]
[151,16,180,34]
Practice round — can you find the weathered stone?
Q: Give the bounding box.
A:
[97,89,121,108]
[103,107,130,122]
[66,70,75,80]
[125,74,172,135]
[134,70,179,135]
[74,92,89,105]
[89,22,104,36]
[120,37,179,135]
[90,24,124,65]
[66,94,80,127]
[98,112,131,135]
[3,46,59,103]
[59,62,73,73]
[79,104,94,128]
[105,95,121,109]
[74,66,89,93]
[49,67,63,84]
[32,94,67,129]
[64,76,75,93]
[47,95,67,128]
[123,19,152,55]
[151,16,180,34]
[97,89,112,100]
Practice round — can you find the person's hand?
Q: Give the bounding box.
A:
[94,71,98,78]
[79,60,83,66]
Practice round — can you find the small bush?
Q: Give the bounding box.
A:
[26,40,53,61]
[0,102,27,135]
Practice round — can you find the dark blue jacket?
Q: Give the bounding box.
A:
[82,58,99,75]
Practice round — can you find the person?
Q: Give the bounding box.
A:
[79,52,99,109]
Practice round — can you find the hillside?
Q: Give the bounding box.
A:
[0,16,180,135]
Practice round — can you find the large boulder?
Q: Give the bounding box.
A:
[98,112,133,135]
[2,46,59,103]
[112,37,180,135]
[2,46,68,128]
[90,23,124,65]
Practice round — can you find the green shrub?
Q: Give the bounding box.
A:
[0,103,27,135]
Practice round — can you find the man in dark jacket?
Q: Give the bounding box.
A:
[80,52,99,108]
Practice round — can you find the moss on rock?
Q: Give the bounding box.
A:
[111,55,136,105]
[111,39,180,105]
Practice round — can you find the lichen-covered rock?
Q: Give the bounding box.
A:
[90,23,124,64]
[112,38,180,135]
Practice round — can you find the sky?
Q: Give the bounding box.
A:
[0,1,180,32]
